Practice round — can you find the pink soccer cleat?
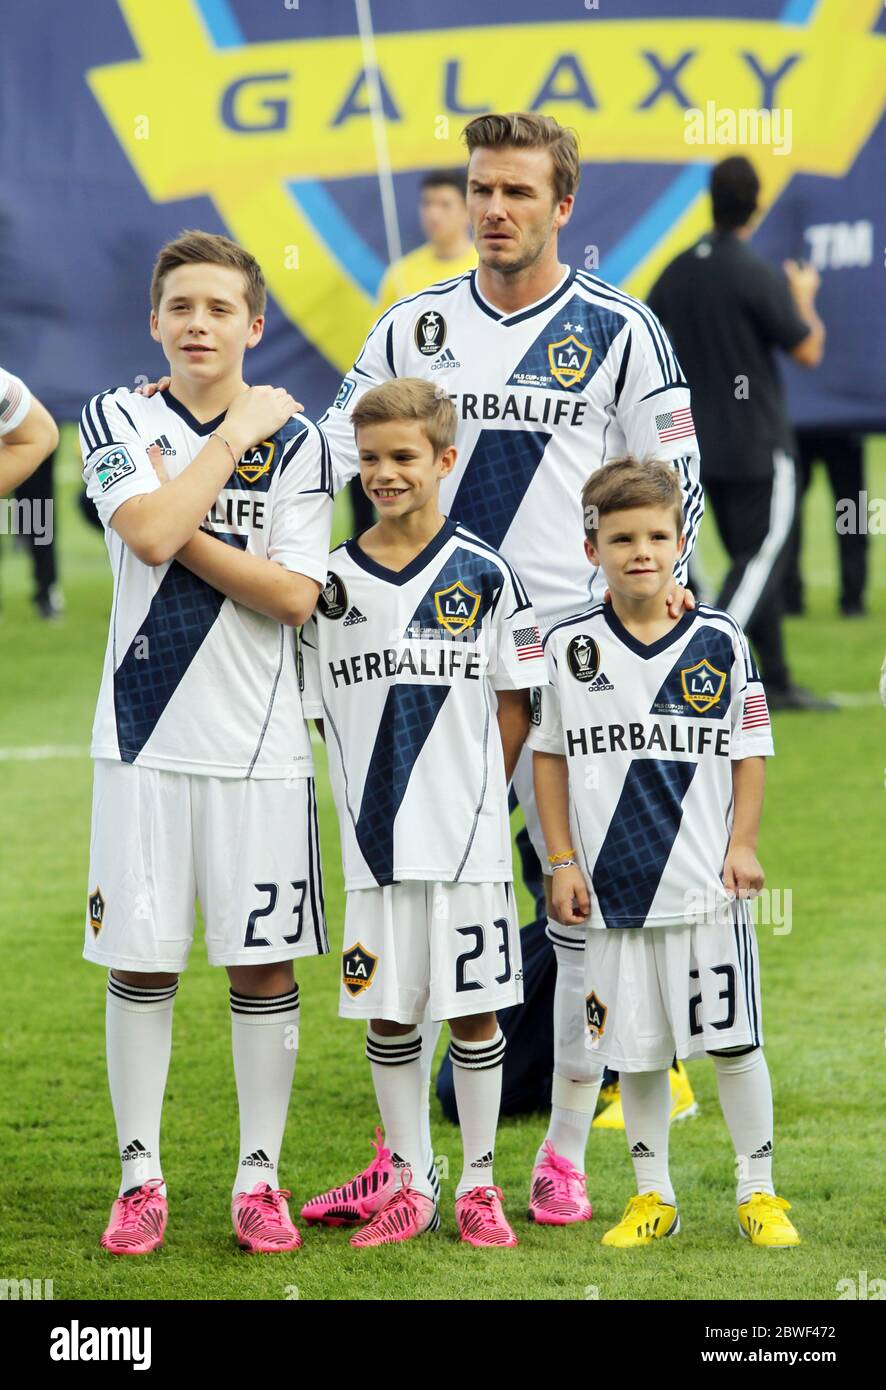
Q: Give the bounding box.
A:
[349,1168,438,1248]
[456,1185,519,1247]
[232,1183,302,1253]
[100,1178,167,1256]
[527,1140,593,1225]
[301,1127,396,1227]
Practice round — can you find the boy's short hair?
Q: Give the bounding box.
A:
[462,112,581,203]
[150,230,266,319]
[351,379,457,455]
[582,459,684,541]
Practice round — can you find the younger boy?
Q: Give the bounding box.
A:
[529,459,800,1247]
[300,379,545,1247]
[80,231,332,1255]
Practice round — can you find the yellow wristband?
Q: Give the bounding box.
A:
[547,848,576,865]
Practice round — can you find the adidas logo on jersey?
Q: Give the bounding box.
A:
[750,1140,773,1159]
[149,435,176,456]
[431,348,461,371]
[630,1141,654,1158]
[121,1139,151,1160]
[241,1148,274,1169]
[342,606,367,626]
[470,1150,494,1168]
[587,671,614,692]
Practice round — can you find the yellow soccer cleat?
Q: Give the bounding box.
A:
[592,1083,624,1130]
[601,1192,680,1248]
[738,1192,801,1247]
[669,1060,699,1123]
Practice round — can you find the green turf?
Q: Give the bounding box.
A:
[1,430,884,1300]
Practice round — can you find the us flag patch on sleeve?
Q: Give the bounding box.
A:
[655,406,695,444]
[742,693,770,730]
[513,625,544,661]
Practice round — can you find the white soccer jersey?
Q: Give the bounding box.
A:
[79,387,333,778]
[300,518,546,889]
[528,603,773,929]
[319,268,703,627]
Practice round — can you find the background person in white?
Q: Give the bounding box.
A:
[315,112,705,1218]
[0,367,59,494]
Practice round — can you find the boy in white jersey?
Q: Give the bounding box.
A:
[300,380,545,1247]
[80,232,332,1255]
[530,460,800,1249]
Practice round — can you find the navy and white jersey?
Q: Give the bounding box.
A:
[319,268,703,627]
[528,603,773,929]
[80,387,333,778]
[300,518,546,889]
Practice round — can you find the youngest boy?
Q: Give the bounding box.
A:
[529,459,800,1248]
[301,379,546,1246]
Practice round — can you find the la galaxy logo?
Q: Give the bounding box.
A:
[585,991,607,1041]
[548,333,593,389]
[434,580,480,635]
[680,658,726,713]
[88,888,105,937]
[342,943,378,997]
[236,440,274,484]
[414,310,446,357]
[566,634,600,683]
[317,572,348,620]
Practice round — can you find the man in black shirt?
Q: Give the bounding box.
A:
[648,156,832,710]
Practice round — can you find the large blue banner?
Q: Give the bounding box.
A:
[1,0,883,429]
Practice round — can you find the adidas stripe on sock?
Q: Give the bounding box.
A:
[231,985,300,1196]
[106,975,178,1197]
[450,1030,506,1198]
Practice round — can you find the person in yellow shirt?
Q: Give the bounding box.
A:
[375,170,476,313]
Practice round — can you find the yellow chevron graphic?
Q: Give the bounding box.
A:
[87,0,885,369]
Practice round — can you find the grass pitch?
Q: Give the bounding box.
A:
[1,429,884,1301]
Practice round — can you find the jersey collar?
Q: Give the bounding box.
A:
[164,391,229,436]
[345,515,457,586]
[468,266,577,326]
[602,602,697,659]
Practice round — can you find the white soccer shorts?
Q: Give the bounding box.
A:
[84,760,328,971]
[583,905,763,1070]
[338,880,523,1024]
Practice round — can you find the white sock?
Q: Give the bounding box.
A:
[230,985,299,1195]
[620,1070,675,1206]
[366,1027,433,1198]
[106,975,177,1196]
[536,1072,603,1171]
[449,1029,506,1198]
[536,940,604,1172]
[418,1013,443,1198]
[710,1048,775,1203]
